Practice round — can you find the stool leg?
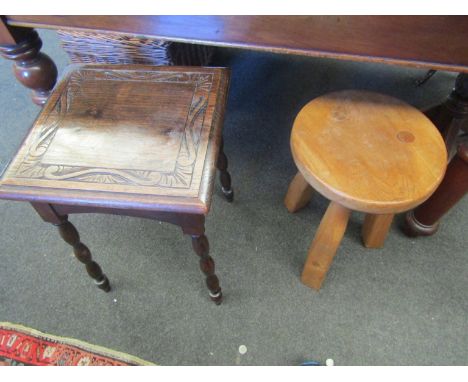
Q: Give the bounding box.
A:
[217,137,234,202]
[362,213,394,248]
[192,234,223,305]
[284,172,314,213]
[56,217,111,292]
[301,201,351,290]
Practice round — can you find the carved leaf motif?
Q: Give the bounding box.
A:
[16,161,46,178]
[13,69,214,190]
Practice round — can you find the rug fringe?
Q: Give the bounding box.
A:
[0,322,156,366]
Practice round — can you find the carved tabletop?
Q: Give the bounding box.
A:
[0,65,230,214]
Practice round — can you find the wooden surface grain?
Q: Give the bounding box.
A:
[362,213,394,248]
[0,64,230,214]
[284,172,314,213]
[291,90,447,214]
[5,16,468,72]
[301,201,351,290]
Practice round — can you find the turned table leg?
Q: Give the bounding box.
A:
[284,172,314,213]
[402,74,468,237]
[31,203,110,292]
[0,24,57,106]
[301,201,351,290]
[191,234,223,304]
[404,142,468,237]
[217,136,234,202]
[362,213,394,248]
[425,73,468,158]
[56,217,111,292]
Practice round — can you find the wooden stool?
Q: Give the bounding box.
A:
[0,64,233,305]
[284,90,447,290]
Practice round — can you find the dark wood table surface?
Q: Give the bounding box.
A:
[3,15,468,72]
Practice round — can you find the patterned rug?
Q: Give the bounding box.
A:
[0,322,154,366]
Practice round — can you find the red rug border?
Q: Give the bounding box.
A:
[0,322,155,366]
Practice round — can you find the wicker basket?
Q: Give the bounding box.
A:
[57,30,214,66]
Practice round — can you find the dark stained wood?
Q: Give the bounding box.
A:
[191,234,222,305]
[0,64,233,304]
[57,219,111,292]
[32,203,111,292]
[51,204,207,236]
[405,68,468,236]
[404,142,468,237]
[217,137,234,202]
[5,16,468,73]
[0,24,57,105]
[0,16,32,44]
[0,64,230,215]
[425,74,468,158]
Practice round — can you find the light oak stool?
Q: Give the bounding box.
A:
[0,64,233,304]
[284,90,447,290]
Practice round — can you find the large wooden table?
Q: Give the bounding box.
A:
[0,16,467,236]
[1,16,468,101]
[3,16,468,71]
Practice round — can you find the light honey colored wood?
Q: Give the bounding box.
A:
[291,90,447,214]
[284,172,314,213]
[362,213,394,248]
[301,201,351,290]
[0,64,230,215]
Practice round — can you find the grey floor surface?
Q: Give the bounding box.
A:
[0,30,466,366]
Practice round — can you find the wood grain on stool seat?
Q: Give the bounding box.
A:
[287,90,448,291]
[291,90,447,214]
[0,64,229,215]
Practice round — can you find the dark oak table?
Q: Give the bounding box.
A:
[3,16,468,71]
[0,15,467,235]
[1,16,468,104]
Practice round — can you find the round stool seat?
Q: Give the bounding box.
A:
[291,90,447,214]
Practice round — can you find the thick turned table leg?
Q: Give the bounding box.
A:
[217,137,234,202]
[402,74,468,237]
[191,234,222,304]
[284,172,314,213]
[404,142,468,237]
[56,217,111,292]
[362,213,394,248]
[0,27,57,106]
[425,73,468,158]
[301,201,351,290]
